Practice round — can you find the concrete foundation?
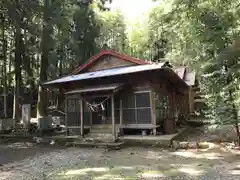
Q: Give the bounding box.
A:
[0,118,14,131]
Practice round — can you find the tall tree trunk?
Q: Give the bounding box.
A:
[37,0,53,117]
[1,15,8,118]
[235,121,240,146]
[8,53,12,88]
[225,64,240,146]
[21,32,35,104]
[13,25,21,125]
[229,89,240,146]
[57,45,64,109]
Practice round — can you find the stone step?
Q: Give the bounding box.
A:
[70,140,124,150]
[192,86,200,91]
[194,99,205,103]
[91,125,112,129]
[86,132,115,142]
[87,132,113,138]
[91,128,112,133]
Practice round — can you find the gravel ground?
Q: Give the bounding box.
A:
[0,142,239,180]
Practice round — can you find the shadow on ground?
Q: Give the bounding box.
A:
[0,142,60,165]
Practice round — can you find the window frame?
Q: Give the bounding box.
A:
[119,90,151,124]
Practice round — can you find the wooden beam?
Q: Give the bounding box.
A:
[80,99,84,137]
[111,95,116,140]
[67,126,91,129]
[118,124,160,129]
[84,94,112,99]
[194,99,205,103]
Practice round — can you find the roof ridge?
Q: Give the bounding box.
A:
[71,49,149,75]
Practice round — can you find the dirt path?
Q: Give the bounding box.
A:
[0,142,239,180]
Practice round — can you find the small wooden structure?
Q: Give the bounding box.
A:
[44,50,193,139]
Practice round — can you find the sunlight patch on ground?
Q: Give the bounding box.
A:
[172,151,224,160]
[200,142,218,149]
[65,167,110,176]
[145,151,163,159]
[178,167,204,176]
[170,163,207,176]
[229,170,240,175]
[163,168,180,176]
[141,170,165,178]
[112,166,135,170]
[94,174,124,180]
[229,164,240,175]
[0,172,13,180]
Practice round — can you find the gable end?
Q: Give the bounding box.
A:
[72,49,149,74]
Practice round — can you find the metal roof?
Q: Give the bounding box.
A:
[44,63,166,85]
[65,84,122,94]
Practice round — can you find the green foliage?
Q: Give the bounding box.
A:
[126,0,240,141]
[146,0,240,133]
[0,0,122,84]
[96,9,127,53]
[0,0,127,117]
[72,2,99,64]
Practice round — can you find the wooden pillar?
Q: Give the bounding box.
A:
[120,99,123,125]
[111,95,116,139]
[80,99,84,137]
[90,111,92,131]
[119,99,123,135]
[150,90,157,135]
[173,91,178,121]
[188,86,193,114]
[172,90,177,133]
[65,96,68,136]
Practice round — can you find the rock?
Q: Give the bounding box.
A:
[188,141,198,149]
[172,141,197,149]
[179,142,189,149]
[198,142,210,149]
[33,137,43,144]
[172,141,180,149]
[172,141,208,149]
[44,161,52,166]
[50,140,55,145]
